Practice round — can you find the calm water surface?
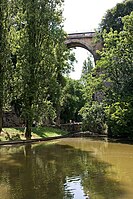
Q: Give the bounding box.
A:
[0,138,133,199]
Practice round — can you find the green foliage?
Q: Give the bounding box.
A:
[81,55,94,78]
[96,12,133,137]
[60,78,84,123]
[0,0,14,132]
[99,0,133,33]
[96,0,133,43]
[79,60,107,134]
[80,11,133,138]
[1,0,132,140]
[45,49,76,126]
[105,102,133,138]
[0,0,75,137]
[7,0,71,138]
[80,102,107,134]
[97,12,133,102]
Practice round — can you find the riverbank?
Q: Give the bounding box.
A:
[0,127,108,146]
[0,126,68,144]
[0,127,132,146]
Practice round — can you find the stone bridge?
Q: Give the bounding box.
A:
[65,32,102,61]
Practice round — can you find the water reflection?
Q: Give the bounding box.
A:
[0,138,133,199]
[64,176,87,199]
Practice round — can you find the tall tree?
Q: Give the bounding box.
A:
[0,0,4,132]
[10,0,71,138]
[81,55,94,82]
[95,11,133,136]
[80,11,133,136]
[0,0,12,133]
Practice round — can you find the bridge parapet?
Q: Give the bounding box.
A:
[67,32,95,39]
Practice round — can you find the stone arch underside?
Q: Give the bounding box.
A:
[65,40,97,61]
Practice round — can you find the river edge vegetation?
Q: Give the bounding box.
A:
[0,0,133,141]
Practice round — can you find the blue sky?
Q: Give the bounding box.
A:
[63,0,123,79]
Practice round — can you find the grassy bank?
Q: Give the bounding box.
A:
[0,126,68,141]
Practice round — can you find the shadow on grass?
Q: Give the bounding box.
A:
[30,126,67,138]
[0,126,67,142]
[13,126,67,138]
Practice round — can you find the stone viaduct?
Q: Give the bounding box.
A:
[65,32,102,62]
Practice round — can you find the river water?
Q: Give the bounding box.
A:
[0,138,133,199]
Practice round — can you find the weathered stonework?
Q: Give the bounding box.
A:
[65,32,102,61]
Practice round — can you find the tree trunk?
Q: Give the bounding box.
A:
[0,4,3,133]
[24,0,35,140]
[25,119,32,140]
[0,106,2,133]
[55,107,61,127]
[24,99,32,140]
[0,67,3,133]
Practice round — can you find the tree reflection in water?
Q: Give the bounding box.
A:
[0,139,125,199]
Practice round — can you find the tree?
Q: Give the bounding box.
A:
[60,78,84,123]
[81,55,94,78]
[45,47,76,126]
[0,0,5,132]
[79,69,107,133]
[79,53,107,133]
[96,0,133,43]
[80,11,133,137]
[99,0,133,33]
[0,0,13,133]
[10,0,70,139]
[95,11,133,137]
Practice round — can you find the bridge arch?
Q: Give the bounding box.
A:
[65,32,102,62]
[66,40,95,59]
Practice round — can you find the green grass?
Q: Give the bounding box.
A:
[0,126,68,141]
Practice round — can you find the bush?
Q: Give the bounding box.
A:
[80,102,107,134]
[105,102,133,138]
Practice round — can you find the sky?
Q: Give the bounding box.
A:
[63,0,124,79]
